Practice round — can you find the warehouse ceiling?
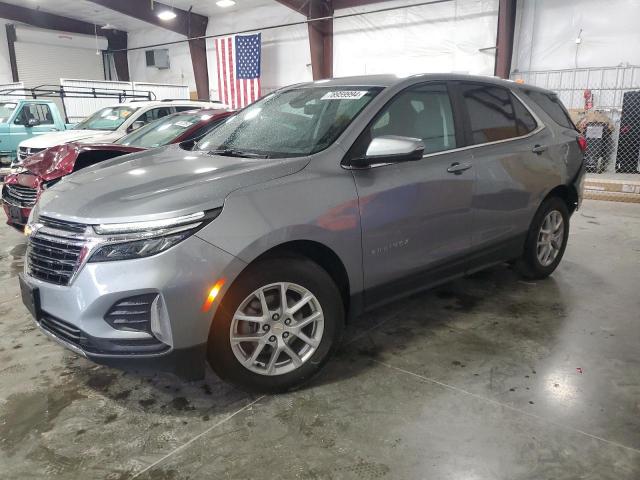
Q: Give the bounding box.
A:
[1,0,279,32]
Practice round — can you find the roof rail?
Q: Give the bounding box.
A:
[159,98,221,102]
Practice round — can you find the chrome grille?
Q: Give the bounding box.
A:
[27,218,88,286]
[2,183,38,207]
[18,146,45,162]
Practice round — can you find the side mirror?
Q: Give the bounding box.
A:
[351,135,425,168]
[179,139,196,150]
[26,117,40,127]
[128,120,145,132]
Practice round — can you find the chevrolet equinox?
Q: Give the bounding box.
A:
[19,74,585,392]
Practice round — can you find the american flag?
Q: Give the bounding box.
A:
[214,33,261,109]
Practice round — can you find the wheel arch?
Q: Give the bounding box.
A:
[251,240,351,315]
[544,184,578,215]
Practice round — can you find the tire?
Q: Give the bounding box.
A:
[207,256,345,393]
[515,196,570,280]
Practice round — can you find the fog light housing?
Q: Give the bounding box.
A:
[104,294,158,333]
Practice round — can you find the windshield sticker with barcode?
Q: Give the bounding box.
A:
[174,121,195,128]
[321,90,368,100]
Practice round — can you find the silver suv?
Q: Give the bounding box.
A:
[20,74,585,392]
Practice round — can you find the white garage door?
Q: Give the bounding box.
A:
[14,26,105,90]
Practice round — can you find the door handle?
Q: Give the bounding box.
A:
[532,144,547,154]
[447,162,472,174]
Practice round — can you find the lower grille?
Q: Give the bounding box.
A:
[2,183,38,207]
[40,313,83,345]
[39,311,169,356]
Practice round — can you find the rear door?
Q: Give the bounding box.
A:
[349,82,475,306]
[454,82,554,269]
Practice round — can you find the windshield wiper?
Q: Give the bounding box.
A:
[207,148,269,159]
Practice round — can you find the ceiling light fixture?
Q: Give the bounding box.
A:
[216,0,236,8]
[158,10,177,20]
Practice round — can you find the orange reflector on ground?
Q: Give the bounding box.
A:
[202,279,225,312]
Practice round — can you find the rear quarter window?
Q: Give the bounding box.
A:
[522,90,576,130]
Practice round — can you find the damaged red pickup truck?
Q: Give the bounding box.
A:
[1,109,232,230]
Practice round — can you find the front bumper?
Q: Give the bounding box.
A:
[21,234,245,362]
[2,200,31,231]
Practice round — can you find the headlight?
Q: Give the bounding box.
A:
[88,208,221,262]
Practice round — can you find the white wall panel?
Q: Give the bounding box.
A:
[61,79,138,123]
[128,28,195,93]
[131,82,189,101]
[513,0,640,73]
[334,0,499,77]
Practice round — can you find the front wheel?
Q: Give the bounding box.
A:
[207,257,344,393]
[515,197,570,280]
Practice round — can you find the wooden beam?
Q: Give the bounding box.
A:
[86,0,208,37]
[308,0,333,80]
[494,0,516,79]
[276,0,333,80]
[5,24,18,82]
[0,1,120,37]
[103,30,130,81]
[87,0,210,100]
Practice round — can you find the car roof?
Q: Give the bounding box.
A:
[290,73,556,95]
[120,100,223,107]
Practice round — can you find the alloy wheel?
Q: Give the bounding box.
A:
[229,282,324,376]
[536,210,564,267]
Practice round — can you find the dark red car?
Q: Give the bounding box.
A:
[2,108,232,231]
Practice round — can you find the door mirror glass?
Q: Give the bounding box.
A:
[364,135,424,164]
[26,117,40,127]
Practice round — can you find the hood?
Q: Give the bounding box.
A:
[38,144,310,224]
[19,130,123,149]
[22,143,144,181]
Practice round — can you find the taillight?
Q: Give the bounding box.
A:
[577,136,587,152]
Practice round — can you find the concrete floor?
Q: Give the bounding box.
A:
[0,199,639,480]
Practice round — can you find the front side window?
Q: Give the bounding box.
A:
[368,83,457,154]
[117,112,207,148]
[0,102,17,123]
[75,106,138,131]
[460,84,519,144]
[196,87,382,158]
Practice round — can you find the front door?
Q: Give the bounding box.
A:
[9,103,59,158]
[348,83,474,307]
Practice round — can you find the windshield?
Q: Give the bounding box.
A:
[196,86,382,158]
[75,106,138,131]
[0,102,17,123]
[117,112,207,148]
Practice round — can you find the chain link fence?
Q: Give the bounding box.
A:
[512,66,640,203]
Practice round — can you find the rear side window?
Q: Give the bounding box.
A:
[511,94,538,135]
[523,90,575,130]
[460,84,519,144]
